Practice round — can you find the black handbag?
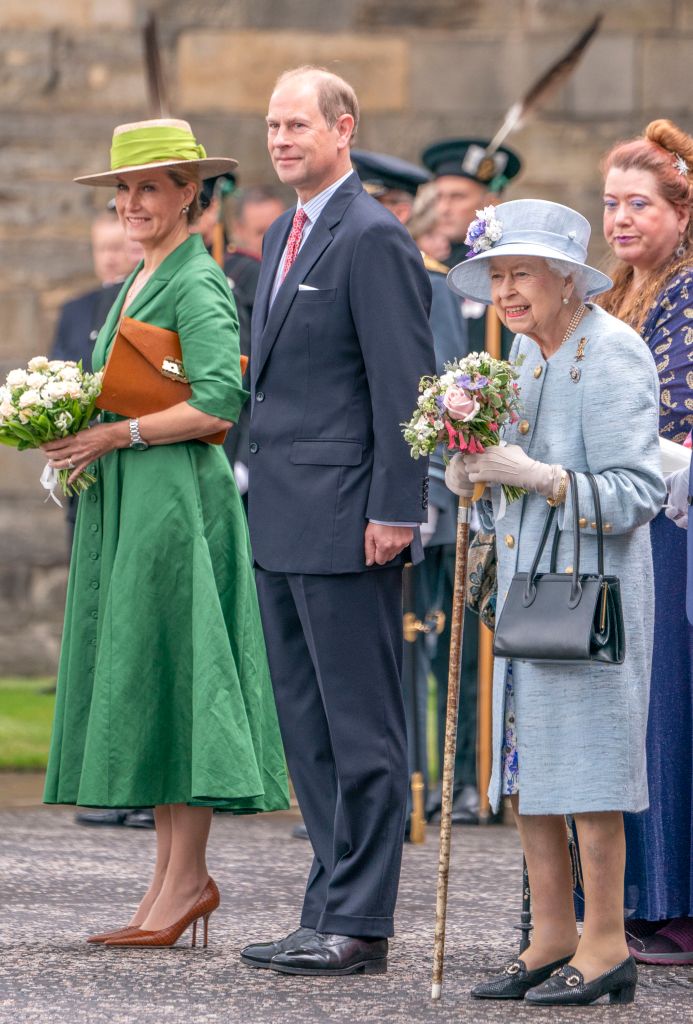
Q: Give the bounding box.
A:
[493,470,625,664]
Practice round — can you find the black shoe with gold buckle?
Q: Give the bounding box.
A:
[525,956,637,1006]
[471,955,573,1000]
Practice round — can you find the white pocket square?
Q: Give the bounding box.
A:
[298,283,318,291]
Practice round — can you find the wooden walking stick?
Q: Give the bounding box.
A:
[431,493,474,999]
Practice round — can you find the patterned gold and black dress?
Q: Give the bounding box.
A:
[624,265,693,923]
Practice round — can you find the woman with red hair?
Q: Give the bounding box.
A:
[600,119,693,965]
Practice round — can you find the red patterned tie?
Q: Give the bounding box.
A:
[281,208,309,282]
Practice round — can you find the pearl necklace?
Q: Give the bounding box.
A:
[559,302,587,348]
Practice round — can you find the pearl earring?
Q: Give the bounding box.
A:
[563,297,569,305]
[182,205,190,215]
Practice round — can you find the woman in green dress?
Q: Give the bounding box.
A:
[42,119,289,948]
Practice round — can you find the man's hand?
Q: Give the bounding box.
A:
[364,523,413,567]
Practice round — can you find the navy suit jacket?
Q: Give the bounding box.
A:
[247,173,435,574]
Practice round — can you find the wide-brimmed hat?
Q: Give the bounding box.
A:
[447,199,612,303]
[74,118,237,187]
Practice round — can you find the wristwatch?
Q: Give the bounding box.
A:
[128,418,149,451]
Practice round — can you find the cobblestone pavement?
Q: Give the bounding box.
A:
[0,807,690,1023]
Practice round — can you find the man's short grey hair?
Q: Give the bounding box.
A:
[274,66,359,144]
[544,257,589,300]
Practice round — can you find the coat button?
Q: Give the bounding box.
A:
[256,392,265,402]
[518,420,530,435]
[249,442,259,454]
[533,366,543,379]
[504,534,515,548]
[578,517,587,528]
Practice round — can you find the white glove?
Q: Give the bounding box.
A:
[665,467,689,529]
[444,454,475,498]
[463,444,564,500]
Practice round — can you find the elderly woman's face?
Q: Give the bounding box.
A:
[489,256,567,337]
[603,167,688,271]
[114,169,194,249]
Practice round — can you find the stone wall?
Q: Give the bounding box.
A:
[1,0,692,673]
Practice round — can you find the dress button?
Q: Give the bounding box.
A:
[578,517,587,528]
[518,420,530,435]
[533,366,543,379]
[90,523,99,533]
[249,442,259,454]
[89,551,99,561]
[504,534,515,549]
[89,493,98,503]
[90,638,97,647]
[90,580,99,590]
[91,610,98,620]
[255,392,265,402]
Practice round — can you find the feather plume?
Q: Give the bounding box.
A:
[143,14,170,118]
[485,15,603,157]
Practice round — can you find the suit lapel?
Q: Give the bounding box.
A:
[254,216,292,336]
[255,175,363,381]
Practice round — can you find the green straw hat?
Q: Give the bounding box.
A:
[74,118,237,187]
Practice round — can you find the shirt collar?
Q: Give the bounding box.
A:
[297,169,355,222]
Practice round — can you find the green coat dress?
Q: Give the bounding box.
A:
[44,235,289,812]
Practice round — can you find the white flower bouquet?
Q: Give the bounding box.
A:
[0,357,102,498]
[402,351,525,503]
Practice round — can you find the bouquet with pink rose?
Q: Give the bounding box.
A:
[402,351,525,503]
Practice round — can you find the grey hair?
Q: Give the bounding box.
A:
[544,257,589,300]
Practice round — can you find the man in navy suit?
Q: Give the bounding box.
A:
[241,67,435,977]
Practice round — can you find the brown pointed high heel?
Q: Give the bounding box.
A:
[104,878,220,948]
[87,925,142,944]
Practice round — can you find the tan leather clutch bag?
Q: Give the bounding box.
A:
[96,317,248,447]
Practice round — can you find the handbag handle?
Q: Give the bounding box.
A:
[585,472,605,576]
[523,469,581,608]
[548,471,605,576]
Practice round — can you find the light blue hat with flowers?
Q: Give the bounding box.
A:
[447,198,612,304]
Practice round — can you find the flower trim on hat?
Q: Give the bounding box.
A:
[465,206,503,257]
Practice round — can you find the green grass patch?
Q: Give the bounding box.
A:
[0,678,55,770]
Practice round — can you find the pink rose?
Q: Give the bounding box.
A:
[443,386,480,423]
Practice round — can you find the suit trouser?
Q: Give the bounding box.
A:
[255,566,408,939]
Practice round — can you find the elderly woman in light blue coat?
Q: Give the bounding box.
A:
[445,200,665,1007]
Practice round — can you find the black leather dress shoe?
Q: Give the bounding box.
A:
[471,955,573,1000]
[525,956,637,1006]
[74,810,129,827]
[240,927,316,969]
[123,809,155,829]
[269,932,388,976]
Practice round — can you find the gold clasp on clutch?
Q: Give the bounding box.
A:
[161,357,189,383]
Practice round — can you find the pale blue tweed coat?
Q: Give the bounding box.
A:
[482,304,666,815]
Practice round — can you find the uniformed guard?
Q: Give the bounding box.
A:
[421,138,522,359]
[352,149,475,833]
[419,139,521,824]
